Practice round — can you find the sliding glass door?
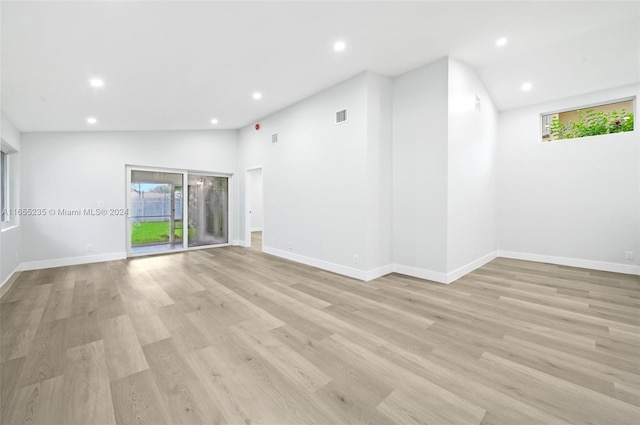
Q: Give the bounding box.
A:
[188,174,228,246]
[127,167,230,256]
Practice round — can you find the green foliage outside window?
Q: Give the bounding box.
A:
[550,108,634,140]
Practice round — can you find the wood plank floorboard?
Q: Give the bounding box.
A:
[1,233,639,424]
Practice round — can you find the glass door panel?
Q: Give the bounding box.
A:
[130,170,184,254]
[188,175,228,247]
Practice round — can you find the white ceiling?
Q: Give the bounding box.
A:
[2,1,639,132]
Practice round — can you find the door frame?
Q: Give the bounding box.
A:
[244,166,263,248]
[126,164,234,257]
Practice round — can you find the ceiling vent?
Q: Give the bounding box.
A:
[335,108,348,125]
[271,133,279,144]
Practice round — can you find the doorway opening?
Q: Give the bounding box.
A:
[246,167,263,251]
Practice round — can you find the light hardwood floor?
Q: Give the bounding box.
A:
[1,234,639,424]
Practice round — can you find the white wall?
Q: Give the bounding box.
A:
[238,72,394,279]
[248,168,263,231]
[20,130,238,268]
[11,60,635,282]
[1,113,22,286]
[447,58,498,276]
[391,57,499,283]
[392,58,449,277]
[497,84,640,274]
[363,72,393,274]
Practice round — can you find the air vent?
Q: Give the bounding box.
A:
[271,133,279,144]
[335,108,348,125]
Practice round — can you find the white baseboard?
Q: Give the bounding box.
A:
[262,246,392,281]
[263,247,498,284]
[11,246,637,291]
[0,267,22,299]
[393,264,448,284]
[251,227,263,232]
[364,264,395,281]
[234,239,251,248]
[393,251,498,284]
[20,252,127,271]
[498,250,640,276]
[447,251,498,283]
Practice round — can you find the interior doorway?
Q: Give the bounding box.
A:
[246,167,263,250]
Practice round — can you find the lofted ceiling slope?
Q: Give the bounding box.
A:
[2,1,639,132]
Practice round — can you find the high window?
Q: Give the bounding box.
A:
[541,99,634,142]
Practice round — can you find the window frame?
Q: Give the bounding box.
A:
[1,149,7,223]
[540,97,635,143]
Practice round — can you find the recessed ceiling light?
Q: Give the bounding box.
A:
[252,92,262,100]
[334,41,346,52]
[210,118,219,125]
[89,78,104,88]
[521,82,533,92]
[496,37,508,47]
[86,117,97,124]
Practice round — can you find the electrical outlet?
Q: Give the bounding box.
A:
[625,251,634,260]
[86,244,93,252]
[354,255,360,264]
[288,242,292,250]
